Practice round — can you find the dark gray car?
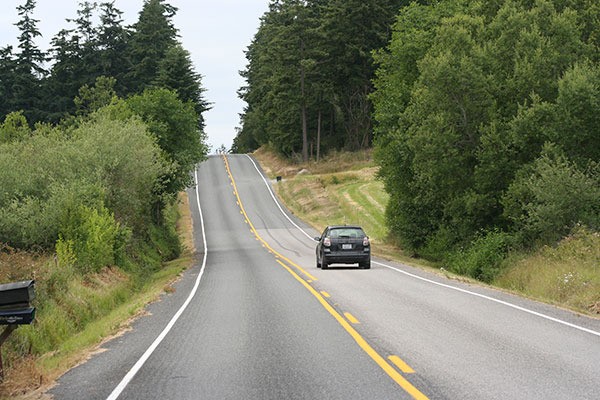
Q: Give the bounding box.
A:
[315,225,370,269]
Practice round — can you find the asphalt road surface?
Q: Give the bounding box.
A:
[50,154,600,400]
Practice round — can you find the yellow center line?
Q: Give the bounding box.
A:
[275,262,427,400]
[222,155,428,400]
[321,291,331,298]
[222,155,317,282]
[344,312,360,324]
[389,355,416,374]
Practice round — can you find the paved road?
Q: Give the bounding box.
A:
[50,154,600,399]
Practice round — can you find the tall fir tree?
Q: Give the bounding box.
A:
[97,1,131,95]
[236,0,406,157]
[153,44,209,127]
[320,0,407,150]
[0,46,17,118]
[44,1,101,122]
[128,0,179,93]
[12,0,47,122]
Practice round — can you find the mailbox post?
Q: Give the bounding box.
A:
[0,280,35,381]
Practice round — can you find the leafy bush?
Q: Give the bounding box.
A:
[446,230,513,282]
[126,88,207,195]
[420,226,459,261]
[58,204,130,273]
[0,109,166,250]
[0,111,30,143]
[503,143,600,245]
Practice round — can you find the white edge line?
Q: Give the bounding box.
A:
[247,154,600,338]
[372,261,600,338]
[244,154,316,241]
[106,168,209,400]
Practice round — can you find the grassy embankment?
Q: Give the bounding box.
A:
[252,147,600,316]
[0,193,195,399]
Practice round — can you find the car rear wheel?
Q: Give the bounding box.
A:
[321,255,328,269]
[359,261,371,269]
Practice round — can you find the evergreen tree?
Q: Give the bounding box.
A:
[12,0,47,122]
[97,1,131,95]
[239,0,334,159]
[68,1,100,81]
[320,0,406,150]
[0,46,17,118]
[44,28,81,122]
[237,0,405,158]
[128,0,179,93]
[153,44,209,126]
[44,1,101,122]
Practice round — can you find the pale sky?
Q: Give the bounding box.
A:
[0,0,270,152]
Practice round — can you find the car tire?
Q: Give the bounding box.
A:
[321,256,328,270]
[360,261,371,269]
[316,257,321,269]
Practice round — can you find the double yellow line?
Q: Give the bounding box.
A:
[222,155,428,400]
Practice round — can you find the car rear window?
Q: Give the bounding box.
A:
[329,228,364,239]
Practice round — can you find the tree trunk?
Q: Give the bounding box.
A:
[300,66,308,162]
[316,109,322,162]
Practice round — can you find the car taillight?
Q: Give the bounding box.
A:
[323,237,331,247]
[363,237,370,246]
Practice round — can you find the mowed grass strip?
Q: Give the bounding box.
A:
[267,157,388,245]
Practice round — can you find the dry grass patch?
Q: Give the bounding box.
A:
[253,146,375,178]
[495,227,600,314]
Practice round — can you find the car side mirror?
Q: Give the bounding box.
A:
[314,236,321,241]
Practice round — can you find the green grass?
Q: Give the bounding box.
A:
[38,256,189,373]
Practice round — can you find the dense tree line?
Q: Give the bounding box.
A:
[0,0,209,127]
[373,0,599,279]
[236,0,598,281]
[233,0,408,160]
[0,0,208,271]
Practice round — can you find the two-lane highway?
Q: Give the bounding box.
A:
[50,154,600,400]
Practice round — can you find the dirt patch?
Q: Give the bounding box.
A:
[177,192,195,254]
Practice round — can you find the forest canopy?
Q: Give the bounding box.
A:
[234,0,409,160]
[372,0,599,276]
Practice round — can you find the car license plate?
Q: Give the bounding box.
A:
[342,244,352,250]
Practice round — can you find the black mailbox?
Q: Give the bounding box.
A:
[0,308,35,325]
[0,280,35,306]
[0,280,35,325]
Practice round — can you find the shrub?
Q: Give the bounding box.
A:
[0,111,30,143]
[59,205,130,273]
[503,143,600,245]
[446,230,513,282]
[0,109,167,250]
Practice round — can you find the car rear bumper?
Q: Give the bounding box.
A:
[323,252,370,264]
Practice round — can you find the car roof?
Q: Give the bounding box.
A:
[327,225,364,230]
